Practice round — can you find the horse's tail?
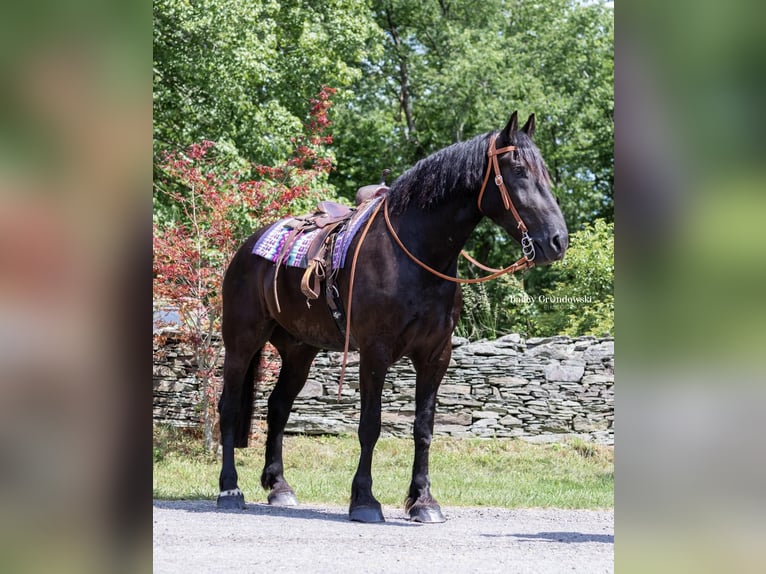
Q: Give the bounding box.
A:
[237,348,261,447]
[219,347,261,448]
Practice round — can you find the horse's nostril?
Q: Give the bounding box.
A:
[550,234,567,254]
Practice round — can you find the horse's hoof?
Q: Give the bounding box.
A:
[349,505,385,523]
[409,505,446,523]
[268,489,298,506]
[217,488,245,510]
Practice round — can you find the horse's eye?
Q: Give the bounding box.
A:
[512,165,526,177]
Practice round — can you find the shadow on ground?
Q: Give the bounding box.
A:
[482,531,613,544]
[152,499,421,528]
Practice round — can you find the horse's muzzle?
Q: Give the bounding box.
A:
[532,231,568,265]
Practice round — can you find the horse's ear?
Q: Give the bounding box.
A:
[502,111,519,140]
[522,113,536,137]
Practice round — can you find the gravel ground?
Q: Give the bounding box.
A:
[154,500,613,573]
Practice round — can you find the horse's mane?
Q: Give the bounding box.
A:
[386,133,490,214]
[386,129,550,214]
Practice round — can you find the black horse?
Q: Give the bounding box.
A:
[216,111,568,522]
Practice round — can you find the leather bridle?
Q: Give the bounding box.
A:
[477,134,536,264]
[382,133,535,284]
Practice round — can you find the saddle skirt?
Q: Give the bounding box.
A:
[252,197,383,269]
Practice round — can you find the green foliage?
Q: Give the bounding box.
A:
[537,219,614,336]
[153,0,380,167]
[153,0,613,227]
[457,275,537,340]
[456,282,497,340]
[458,219,614,338]
[153,425,211,463]
[330,0,614,228]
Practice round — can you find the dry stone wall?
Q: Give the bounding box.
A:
[153,333,613,444]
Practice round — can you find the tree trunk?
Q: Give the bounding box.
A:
[385,10,423,158]
[202,375,215,453]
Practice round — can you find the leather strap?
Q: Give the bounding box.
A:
[382,198,533,284]
[273,224,310,313]
[476,134,528,233]
[336,199,385,398]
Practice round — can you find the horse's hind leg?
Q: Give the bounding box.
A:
[217,337,267,509]
[405,339,452,523]
[260,329,319,506]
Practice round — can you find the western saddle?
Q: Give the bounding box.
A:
[355,168,390,205]
[272,172,390,337]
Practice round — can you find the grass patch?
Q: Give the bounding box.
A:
[153,426,613,509]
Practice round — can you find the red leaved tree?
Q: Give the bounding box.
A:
[153,87,337,451]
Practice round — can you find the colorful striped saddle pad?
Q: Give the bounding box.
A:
[252,197,382,268]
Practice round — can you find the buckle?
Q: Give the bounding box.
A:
[521,232,535,261]
[495,174,503,186]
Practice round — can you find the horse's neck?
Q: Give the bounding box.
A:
[395,193,482,269]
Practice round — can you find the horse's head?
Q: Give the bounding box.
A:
[479,111,568,266]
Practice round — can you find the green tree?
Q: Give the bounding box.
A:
[153,0,381,168]
[330,0,613,236]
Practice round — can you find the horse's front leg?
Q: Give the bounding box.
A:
[349,348,389,523]
[405,339,452,523]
